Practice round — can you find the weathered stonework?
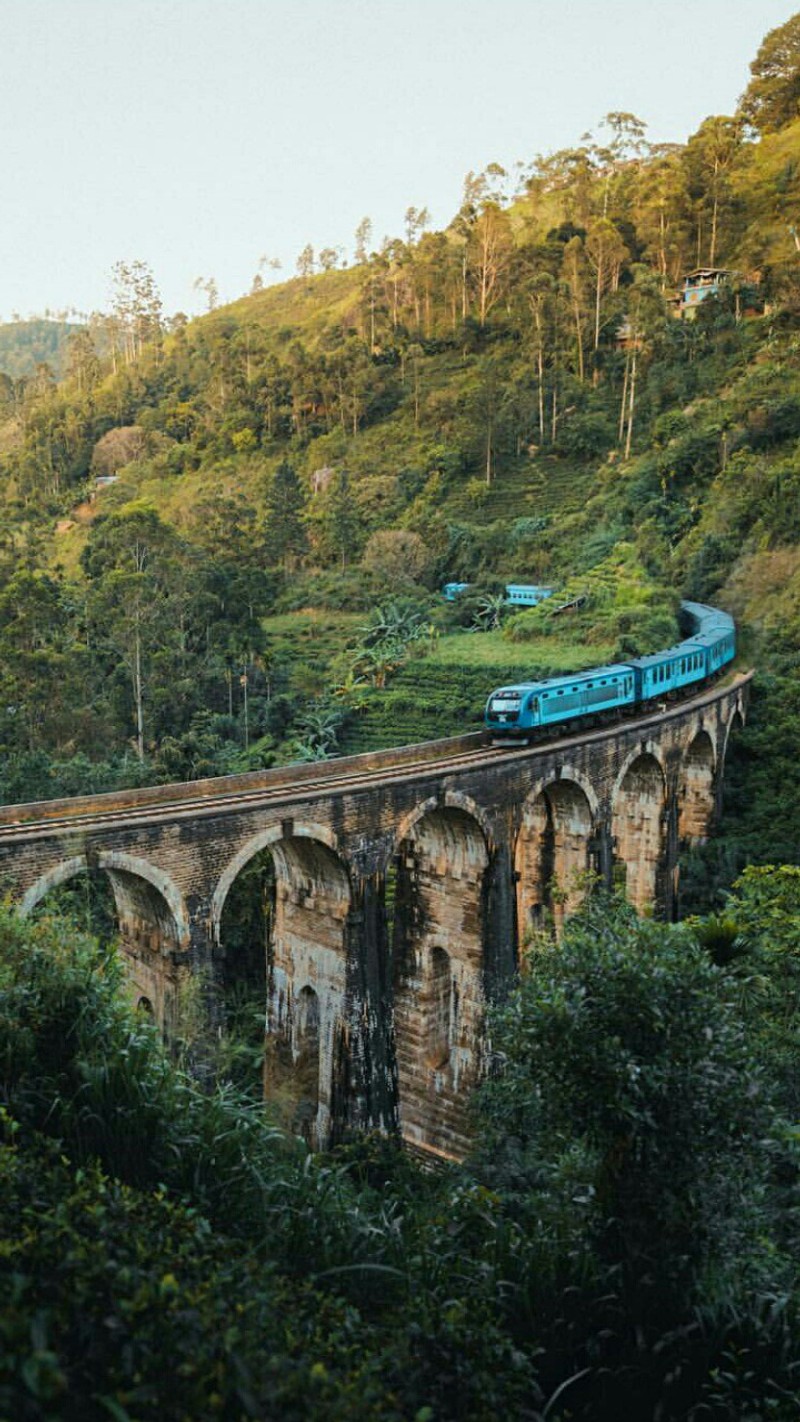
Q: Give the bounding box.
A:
[0,675,750,1157]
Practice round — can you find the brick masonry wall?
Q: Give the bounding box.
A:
[0,676,750,1155]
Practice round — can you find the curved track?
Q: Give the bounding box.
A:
[0,672,752,844]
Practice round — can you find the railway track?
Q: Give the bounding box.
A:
[0,672,751,844]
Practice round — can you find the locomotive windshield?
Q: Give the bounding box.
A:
[489,690,522,714]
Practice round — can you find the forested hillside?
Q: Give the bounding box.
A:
[0,317,81,380]
[1,15,799,892]
[6,17,800,1421]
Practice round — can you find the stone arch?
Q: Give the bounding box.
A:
[390,790,494,872]
[211,819,341,939]
[391,801,490,1158]
[678,729,717,842]
[19,850,189,1034]
[612,750,667,914]
[611,742,667,804]
[425,945,453,1070]
[515,769,598,938]
[213,822,351,1149]
[721,704,746,765]
[289,984,321,1144]
[20,855,92,916]
[21,850,189,945]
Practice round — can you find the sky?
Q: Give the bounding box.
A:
[0,0,793,321]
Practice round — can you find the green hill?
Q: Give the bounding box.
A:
[0,14,799,892]
[0,318,81,379]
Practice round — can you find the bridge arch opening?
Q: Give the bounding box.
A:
[26,861,118,943]
[214,828,351,1148]
[21,853,188,1035]
[722,706,746,767]
[391,804,489,1158]
[679,730,716,843]
[612,752,667,914]
[515,777,596,941]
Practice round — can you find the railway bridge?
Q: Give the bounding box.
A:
[0,674,750,1158]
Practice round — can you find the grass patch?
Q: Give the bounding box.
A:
[427,630,617,673]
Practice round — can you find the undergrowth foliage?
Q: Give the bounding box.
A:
[3,892,800,1419]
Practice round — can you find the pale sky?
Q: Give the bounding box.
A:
[0,0,792,320]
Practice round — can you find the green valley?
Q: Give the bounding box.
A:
[5,10,800,1420]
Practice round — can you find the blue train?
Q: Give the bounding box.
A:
[485,600,735,738]
[443,582,555,607]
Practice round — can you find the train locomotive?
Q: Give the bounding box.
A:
[484,600,735,739]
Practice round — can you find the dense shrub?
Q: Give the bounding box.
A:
[5,885,800,1417]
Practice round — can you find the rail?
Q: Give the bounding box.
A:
[0,671,752,842]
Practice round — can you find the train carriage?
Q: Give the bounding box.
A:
[630,642,707,701]
[484,599,736,739]
[690,629,736,675]
[486,665,635,735]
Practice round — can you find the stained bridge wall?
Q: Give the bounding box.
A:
[0,676,750,1155]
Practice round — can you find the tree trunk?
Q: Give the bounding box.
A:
[619,348,630,444]
[659,209,667,280]
[625,347,638,459]
[572,295,584,381]
[594,244,603,352]
[537,346,545,444]
[134,620,144,762]
[709,191,718,266]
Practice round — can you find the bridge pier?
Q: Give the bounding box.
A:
[483,840,517,999]
[346,874,397,1137]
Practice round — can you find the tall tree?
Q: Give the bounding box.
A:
[112,260,163,361]
[740,13,800,133]
[354,216,373,264]
[686,117,742,266]
[65,329,100,393]
[81,505,184,761]
[296,245,315,277]
[320,468,361,569]
[263,460,308,569]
